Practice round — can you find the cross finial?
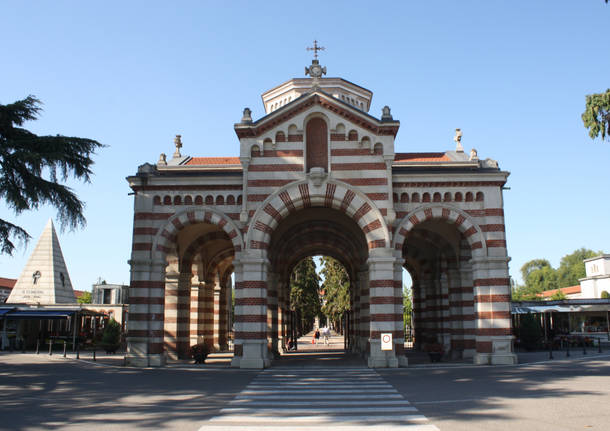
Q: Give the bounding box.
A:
[307,40,325,60]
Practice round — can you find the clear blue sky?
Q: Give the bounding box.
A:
[1,1,609,291]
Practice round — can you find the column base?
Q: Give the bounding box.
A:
[124,353,166,367]
[367,339,399,368]
[232,340,270,369]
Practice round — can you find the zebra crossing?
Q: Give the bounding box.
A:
[199,367,439,430]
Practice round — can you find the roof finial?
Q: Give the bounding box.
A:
[305,41,327,89]
[173,135,182,159]
[307,40,325,60]
[454,128,464,153]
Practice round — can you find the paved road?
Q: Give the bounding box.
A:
[199,367,438,430]
[2,352,610,430]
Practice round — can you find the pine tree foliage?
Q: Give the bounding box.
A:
[582,89,610,141]
[320,257,350,327]
[289,257,321,333]
[0,96,102,254]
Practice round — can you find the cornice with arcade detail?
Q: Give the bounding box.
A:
[234,93,399,139]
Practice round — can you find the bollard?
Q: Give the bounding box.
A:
[36,339,40,355]
[549,342,553,360]
[599,339,602,354]
[582,340,587,355]
[566,340,570,357]
[63,341,67,358]
[76,343,80,359]
[48,339,53,355]
[93,349,96,362]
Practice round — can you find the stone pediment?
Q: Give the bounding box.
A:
[234,91,399,139]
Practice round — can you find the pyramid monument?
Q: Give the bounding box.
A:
[7,219,76,304]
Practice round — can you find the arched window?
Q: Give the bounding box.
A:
[422,193,431,203]
[306,117,328,172]
[195,195,203,205]
[443,192,452,202]
[476,192,484,202]
[348,130,358,141]
[400,193,409,203]
[465,192,474,202]
[216,195,225,205]
[153,196,161,205]
[237,195,243,205]
[173,196,182,205]
[374,143,383,154]
[163,195,171,205]
[251,145,260,157]
[184,195,193,205]
[412,193,420,203]
[205,195,214,205]
[433,192,441,202]
[227,195,235,205]
[455,192,463,202]
[275,131,286,142]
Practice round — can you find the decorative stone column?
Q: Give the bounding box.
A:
[393,256,408,366]
[367,248,400,368]
[471,257,517,365]
[267,272,280,355]
[190,277,205,347]
[231,251,270,369]
[213,284,221,350]
[163,270,180,359]
[202,279,215,351]
[126,259,166,367]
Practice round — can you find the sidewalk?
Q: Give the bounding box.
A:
[7,337,610,369]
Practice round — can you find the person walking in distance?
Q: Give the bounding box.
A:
[314,328,320,345]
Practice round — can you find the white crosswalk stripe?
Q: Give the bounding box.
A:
[198,367,439,430]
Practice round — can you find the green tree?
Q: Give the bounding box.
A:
[77,291,92,304]
[549,290,567,300]
[0,95,103,255]
[403,285,412,338]
[100,318,121,352]
[556,248,600,287]
[518,314,543,351]
[320,257,350,330]
[582,89,610,141]
[289,257,321,334]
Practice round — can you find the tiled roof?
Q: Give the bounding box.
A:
[186,157,241,166]
[394,152,451,163]
[73,290,88,299]
[0,277,16,289]
[538,285,582,298]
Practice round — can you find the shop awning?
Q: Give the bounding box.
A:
[512,304,610,314]
[4,310,76,320]
[0,308,15,317]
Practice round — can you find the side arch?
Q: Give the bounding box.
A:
[246,179,391,251]
[392,204,487,258]
[151,207,244,261]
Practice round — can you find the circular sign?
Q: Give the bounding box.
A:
[382,334,391,343]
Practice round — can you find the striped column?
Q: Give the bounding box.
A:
[230,252,270,369]
[472,257,517,365]
[267,272,279,354]
[393,257,408,366]
[125,259,166,367]
[190,279,205,347]
[355,270,368,353]
[163,271,191,359]
[367,250,400,368]
[218,282,229,350]
[202,280,215,351]
[213,285,221,350]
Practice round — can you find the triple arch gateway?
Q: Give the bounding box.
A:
[126,60,517,368]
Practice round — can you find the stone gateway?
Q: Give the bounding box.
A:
[126,58,517,368]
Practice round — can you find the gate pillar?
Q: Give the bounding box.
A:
[471,257,517,365]
[367,249,401,368]
[231,251,271,369]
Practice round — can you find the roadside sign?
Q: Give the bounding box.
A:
[381,333,392,350]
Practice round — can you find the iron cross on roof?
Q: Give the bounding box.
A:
[307,40,325,59]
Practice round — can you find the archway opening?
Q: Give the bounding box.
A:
[402,219,475,360]
[267,207,369,363]
[162,221,235,359]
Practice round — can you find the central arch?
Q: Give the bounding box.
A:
[232,179,403,368]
